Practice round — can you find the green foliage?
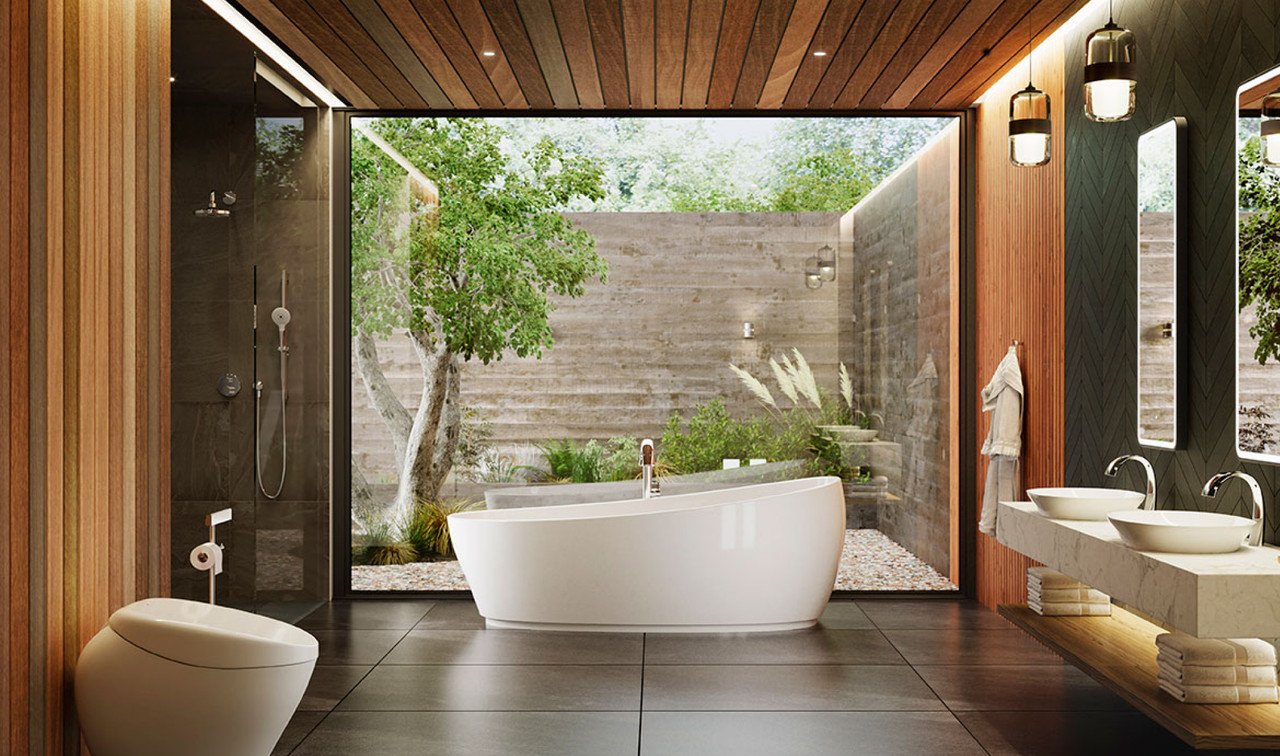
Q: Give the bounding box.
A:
[768,149,876,212]
[403,499,480,560]
[659,399,775,474]
[350,118,608,365]
[599,436,642,482]
[806,430,850,479]
[353,518,418,566]
[534,439,604,483]
[1239,134,1280,365]
[454,406,494,482]
[256,117,306,200]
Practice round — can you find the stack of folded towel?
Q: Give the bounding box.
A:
[1156,634,1279,704]
[1026,567,1110,616]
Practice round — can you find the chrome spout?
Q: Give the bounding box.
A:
[1202,471,1265,547]
[1105,454,1157,510]
[640,438,660,499]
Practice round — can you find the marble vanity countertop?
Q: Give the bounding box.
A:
[997,500,1280,638]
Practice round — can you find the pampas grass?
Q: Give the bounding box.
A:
[729,364,780,417]
[790,348,822,409]
[769,358,801,406]
[839,363,854,410]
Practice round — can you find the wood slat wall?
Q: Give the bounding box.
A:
[235,0,1088,111]
[1,0,171,751]
[972,37,1064,609]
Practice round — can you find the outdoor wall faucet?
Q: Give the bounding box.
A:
[641,438,661,499]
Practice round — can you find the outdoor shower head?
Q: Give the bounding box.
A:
[194,191,230,218]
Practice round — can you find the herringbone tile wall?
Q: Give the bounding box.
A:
[1063,0,1280,538]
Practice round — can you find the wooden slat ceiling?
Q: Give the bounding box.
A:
[237,0,1091,111]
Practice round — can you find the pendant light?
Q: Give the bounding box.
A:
[1083,0,1137,122]
[816,244,836,282]
[1009,19,1051,167]
[1263,90,1280,166]
[804,256,822,289]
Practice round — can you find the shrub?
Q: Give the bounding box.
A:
[534,439,605,483]
[404,498,481,560]
[353,518,419,566]
[660,399,775,474]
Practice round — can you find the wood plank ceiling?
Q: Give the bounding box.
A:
[237,0,1090,111]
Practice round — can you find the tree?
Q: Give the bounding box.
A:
[1239,135,1280,365]
[351,117,607,518]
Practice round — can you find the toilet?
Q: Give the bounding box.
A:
[75,597,319,756]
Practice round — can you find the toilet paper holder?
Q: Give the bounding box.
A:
[190,508,232,605]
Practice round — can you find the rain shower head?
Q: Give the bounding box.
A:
[194,191,231,218]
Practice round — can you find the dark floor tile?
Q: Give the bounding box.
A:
[816,601,876,629]
[259,600,326,625]
[382,629,644,665]
[289,711,639,755]
[881,627,1065,666]
[339,664,642,711]
[641,712,986,756]
[914,664,1133,711]
[298,666,372,711]
[309,629,408,666]
[299,600,435,630]
[271,711,326,756]
[857,599,1014,630]
[956,711,1205,755]
[642,665,944,711]
[415,600,486,629]
[644,628,904,665]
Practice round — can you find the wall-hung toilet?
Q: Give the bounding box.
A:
[75,597,318,756]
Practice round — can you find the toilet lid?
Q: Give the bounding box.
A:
[110,598,319,668]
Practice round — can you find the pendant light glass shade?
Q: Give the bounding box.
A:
[1263,92,1280,166]
[1084,20,1137,122]
[1009,85,1051,166]
[804,256,823,289]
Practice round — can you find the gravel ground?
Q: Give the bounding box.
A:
[352,529,956,592]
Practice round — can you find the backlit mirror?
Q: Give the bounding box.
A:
[1137,117,1185,449]
[1238,68,1280,462]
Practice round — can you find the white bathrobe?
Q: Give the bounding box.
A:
[979,346,1023,536]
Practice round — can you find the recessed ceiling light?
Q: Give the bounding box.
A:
[812,51,827,57]
[482,51,496,57]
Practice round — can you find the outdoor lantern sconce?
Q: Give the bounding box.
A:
[1084,0,1137,122]
[804,255,823,289]
[1264,91,1280,166]
[816,244,836,282]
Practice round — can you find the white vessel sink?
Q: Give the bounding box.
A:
[1027,487,1145,520]
[1108,510,1258,554]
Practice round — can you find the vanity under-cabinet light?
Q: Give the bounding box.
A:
[1083,0,1137,122]
[1263,91,1280,166]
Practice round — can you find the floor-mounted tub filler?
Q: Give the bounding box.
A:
[449,476,846,633]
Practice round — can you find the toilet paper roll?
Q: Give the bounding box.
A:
[190,541,223,575]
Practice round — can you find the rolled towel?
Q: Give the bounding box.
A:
[1158,679,1279,704]
[1028,586,1110,603]
[1158,661,1277,687]
[1027,567,1084,589]
[1156,634,1278,667]
[1028,599,1111,616]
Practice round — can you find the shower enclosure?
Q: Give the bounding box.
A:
[170,0,330,608]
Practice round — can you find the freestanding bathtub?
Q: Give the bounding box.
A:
[449,476,845,633]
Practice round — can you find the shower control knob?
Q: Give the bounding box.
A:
[216,373,241,398]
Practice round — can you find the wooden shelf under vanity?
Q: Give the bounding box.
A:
[999,603,1280,750]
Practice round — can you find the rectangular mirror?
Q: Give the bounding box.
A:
[1238,68,1280,461]
[1137,117,1186,449]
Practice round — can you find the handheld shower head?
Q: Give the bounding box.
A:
[271,306,291,332]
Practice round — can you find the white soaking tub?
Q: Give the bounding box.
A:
[448,476,845,633]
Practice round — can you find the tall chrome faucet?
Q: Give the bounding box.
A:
[1202,471,1265,547]
[1104,454,1157,510]
[640,438,661,499]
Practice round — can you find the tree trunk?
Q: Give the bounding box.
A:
[353,328,412,471]
[392,329,458,519]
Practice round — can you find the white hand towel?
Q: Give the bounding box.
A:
[1156,634,1278,667]
[978,347,1023,537]
[1028,587,1109,603]
[1028,599,1111,616]
[1157,661,1277,687]
[1158,679,1279,704]
[1026,567,1085,590]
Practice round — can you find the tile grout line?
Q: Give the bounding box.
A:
[637,633,647,756]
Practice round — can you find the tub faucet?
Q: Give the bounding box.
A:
[641,438,661,499]
[1104,454,1156,510]
[1202,471,1265,547]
